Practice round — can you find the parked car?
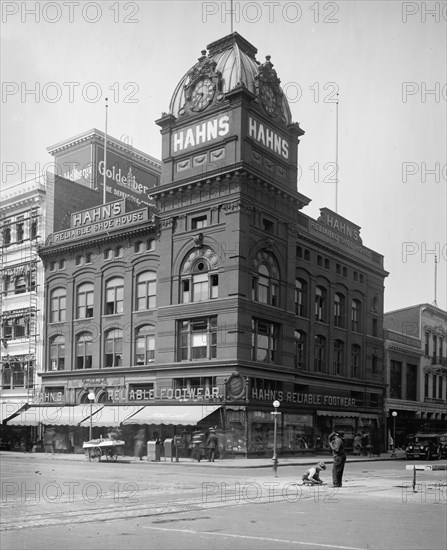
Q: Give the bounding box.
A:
[405,433,442,461]
[438,434,447,459]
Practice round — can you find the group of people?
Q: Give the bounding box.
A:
[191,428,219,462]
[302,432,346,487]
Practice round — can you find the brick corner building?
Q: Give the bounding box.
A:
[32,32,388,457]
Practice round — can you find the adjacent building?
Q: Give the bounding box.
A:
[384,303,447,444]
[0,178,47,422]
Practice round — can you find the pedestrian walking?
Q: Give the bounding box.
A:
[43,428,55,456]
[329,432,346,487]
[353,433,362,456]
[206,428,219,462]
[133,427,146,460]
[302,462,326,485]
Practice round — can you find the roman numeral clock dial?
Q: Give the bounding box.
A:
[191,78,215,111]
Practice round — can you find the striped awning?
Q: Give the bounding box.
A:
[317,410,360,418]
[7,404,104,426]
[122,404,221,426]
[80,405,144,427]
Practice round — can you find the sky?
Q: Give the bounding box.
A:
[1,0,446,313]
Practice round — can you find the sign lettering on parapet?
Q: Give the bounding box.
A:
[49,200,149,244]
[310,208,373,259]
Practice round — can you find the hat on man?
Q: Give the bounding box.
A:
[328,432,339,440]
[318,462,326,470]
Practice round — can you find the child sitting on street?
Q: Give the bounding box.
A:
[301,462,326,485]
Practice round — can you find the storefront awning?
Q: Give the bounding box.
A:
[7,404,104,426]
[80,406,145,427]
[317,410,360,418]
[1,402,27,424]
[122,404,221,426]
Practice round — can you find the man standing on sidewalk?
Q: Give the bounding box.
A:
[329,432,346,487]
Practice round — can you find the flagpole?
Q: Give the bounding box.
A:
[103,97,108,204]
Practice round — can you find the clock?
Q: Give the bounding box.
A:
[191,78,215,111]
[260,84,277,116]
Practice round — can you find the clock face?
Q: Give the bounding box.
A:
[191,78,215,111]
[260,84,277,116]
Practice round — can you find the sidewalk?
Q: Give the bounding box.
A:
[0,449,409,468]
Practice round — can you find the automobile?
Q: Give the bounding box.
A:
[405,433,442,461]
[438,433,447,459]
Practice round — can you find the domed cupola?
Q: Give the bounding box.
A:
[169,32,293,126]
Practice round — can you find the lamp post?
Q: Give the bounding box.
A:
[391,411,397,457]
[87,390,95,441]
[271,400,281,477]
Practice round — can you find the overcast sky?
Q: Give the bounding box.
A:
[1,0,446,313]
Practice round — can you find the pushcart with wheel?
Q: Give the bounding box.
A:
[83,438,125,462]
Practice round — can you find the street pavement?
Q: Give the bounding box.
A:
[0,448,412,468]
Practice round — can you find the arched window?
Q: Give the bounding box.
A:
[49,335,65,371]
[315,286,327,322]
[76,333,93,369]
[294,330,306,369]
[76,283,94,319]
[333,340,344,375]
[252,250,279,307]
[351,299,361,332]
[295,279,307,316]
[135,325,155,365]
[314,335,326,372]
[136,272,156,310]
[181,260,218,303]
[351,344,361,377]
[334,293,344,328]
[105,277,124,315]
[50,288,66,323]
[105,329,123,367]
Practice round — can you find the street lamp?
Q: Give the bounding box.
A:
[87,390,95,441]
[271,400,281,477]
[391,411,398,457]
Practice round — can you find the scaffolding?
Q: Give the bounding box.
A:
[0,204,42,406]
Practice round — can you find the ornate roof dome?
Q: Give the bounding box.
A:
[169,32,292,125]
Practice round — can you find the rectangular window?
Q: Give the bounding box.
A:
[406,364,417,401]
[192,215,207,230]
[178,317,217,361]
[16,222,24,242]
[424,373,429,397]
[263,219,274,233]
[425,332,430,355]
[390,360,402,399]
[252,318,278,363]
[432,335,437,364]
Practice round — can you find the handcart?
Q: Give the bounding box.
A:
[83,438,125,462]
